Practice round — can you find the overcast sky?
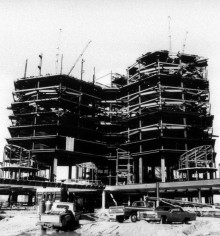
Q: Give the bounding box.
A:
[1,0,220,178]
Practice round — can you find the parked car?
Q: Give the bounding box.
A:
[138,206,196,224]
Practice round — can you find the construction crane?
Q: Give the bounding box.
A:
[68,40,92,76]
[182,31,188,53]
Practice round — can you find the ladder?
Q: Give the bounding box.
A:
[116,148,133,185]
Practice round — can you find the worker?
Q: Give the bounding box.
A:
[62,206,71,214]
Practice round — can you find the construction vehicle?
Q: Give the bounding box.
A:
[37,202,82,231]
[109,200,155,223]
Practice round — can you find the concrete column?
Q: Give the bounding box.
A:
[109,170,112,186]
[18,169,21,180]
[79,167,83,179]
[209,188,213,204]
[208,195,213,204]
[60,187,68,202]
[188,196,192,202]
[75,166,79,179]
[8,192,12,207]
[152,166,155,180]
[83,167,86,179]
[33,193,37,205]
[166,165,170,181]
[133,160,138,183]
[170,167,174,180]
[102,190,106,209]
[11,192,18,204]
[161,157,166,182]
[205,195,209,204]
[187,170,189,181]
[51,158,58,182]
[198,189,202,203]
[68,165,72,180]
[139,157,143,184]
[196,170,198,180]
[28,193,33,206]
[156,182,160,207]
[207,171,210,179]
[128,195,131,206]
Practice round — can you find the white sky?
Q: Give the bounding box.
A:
[0,0,220,178]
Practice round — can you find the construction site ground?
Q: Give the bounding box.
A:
[0,208,220,236]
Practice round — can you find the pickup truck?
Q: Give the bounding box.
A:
[109,200,154,223]
[37,202,82,231]
[138,206,196,224]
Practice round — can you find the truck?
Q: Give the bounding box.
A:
[37,202,82,231]
[109,200,155,223]
[138,206,197,224]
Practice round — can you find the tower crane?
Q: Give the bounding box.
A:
[68,40,92,76]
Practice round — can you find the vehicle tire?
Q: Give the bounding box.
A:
[183,218,190,224]
[61,215,71,231]
[116,216,124,223]
[196,211,202,217]
[75,219,80,226]
[160,216,167,224]
[130,213,137,223]
[61,216,68,227]
[41,226,46,231]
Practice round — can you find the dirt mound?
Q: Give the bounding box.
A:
[77,217,220,236]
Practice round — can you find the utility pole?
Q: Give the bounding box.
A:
[80,59,85,82]
[93,67,96,84]
[24,59,28,78]
[60,54,63,75]
[110,70,113,87]
[168,16,172,53]
[38,54,43,76]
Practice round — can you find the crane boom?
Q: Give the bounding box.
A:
[68,40,92,75]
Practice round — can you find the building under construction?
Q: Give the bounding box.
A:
[1,50,218,205]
